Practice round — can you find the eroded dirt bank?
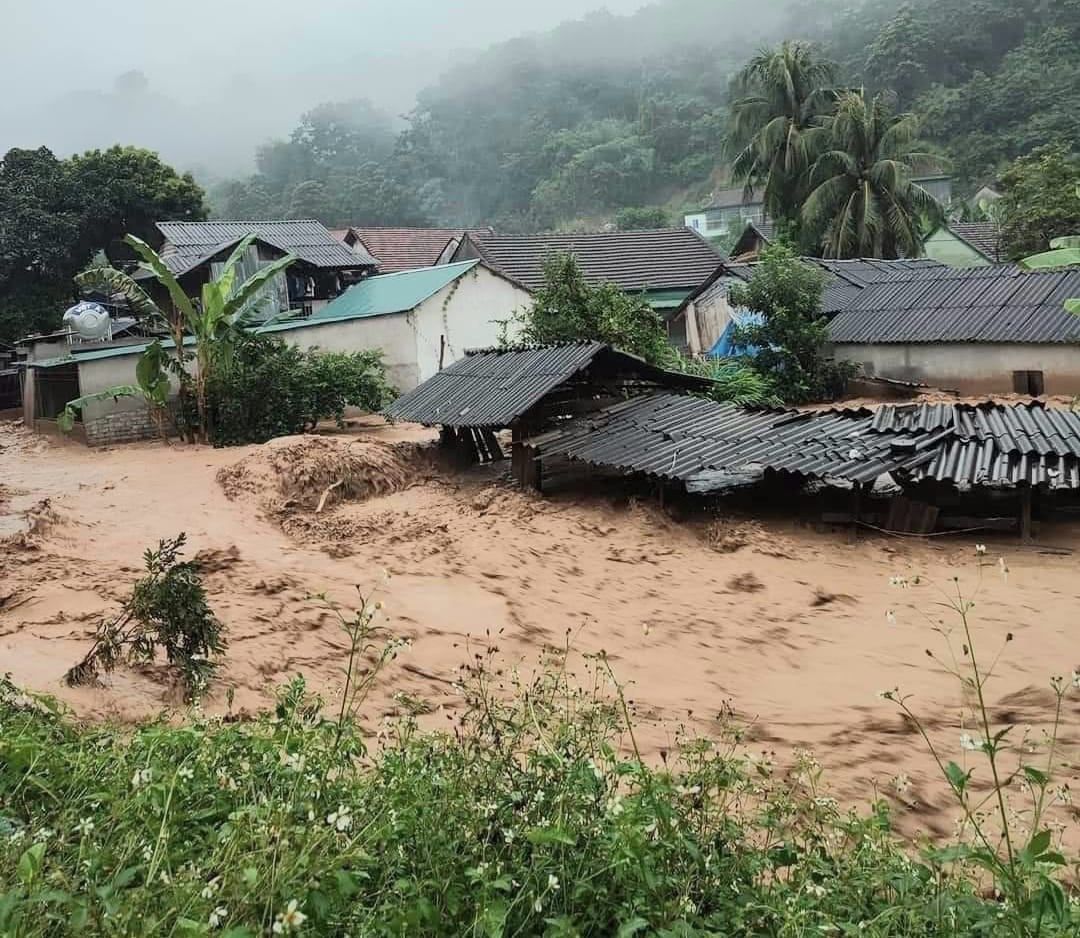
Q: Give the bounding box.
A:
[2,417,1078,841]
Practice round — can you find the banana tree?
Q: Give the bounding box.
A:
[1020,236,1080,316]
[77,233,296,441]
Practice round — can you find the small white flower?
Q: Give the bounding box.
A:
[605,793,625,817]
[876,689,891,700]
[975,544,987,556]
[75,817,94,837]
[131,768,152,788]
[893,773,911,795]
[281,751,306,772]
[326,806,352,832]
[533,898,543,913]
[547,874,560,891]
[200,877,221,900]
[208,906,228,929]
[960,733,981,752]
[885,609,896,626]
[178,765,195,781]
[273,899,307,933]
[805,882,828,898]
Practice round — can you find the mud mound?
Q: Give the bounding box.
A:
[218,436,432,515]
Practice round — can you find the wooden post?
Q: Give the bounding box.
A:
[850,481,863,542]
[1020,486,1032,544]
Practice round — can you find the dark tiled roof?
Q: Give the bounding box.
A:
[701,186,764,210]
[533,396,1080,492]
[157,220,377,271]
[348,227,494,273]
[382,342,711,428]
[828,267,1080,344]
[947,222,1007,263]
[466,228,723,293]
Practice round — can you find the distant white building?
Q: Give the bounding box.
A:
[684,187,765,240]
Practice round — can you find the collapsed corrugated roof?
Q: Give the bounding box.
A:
[346,227,494,273]
[156,219,377,271]
[530,398,1080,493]
[382,342,712,428]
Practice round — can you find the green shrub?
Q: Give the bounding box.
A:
[205,334,396,446]
[64,533,225,701]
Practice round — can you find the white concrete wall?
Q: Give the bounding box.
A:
[411,266,530,383]
[834,342,1080,395]
[277,315,419,392]
[78,355,160,421]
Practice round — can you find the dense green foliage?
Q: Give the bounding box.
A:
[0,146,205,343]
[614,207,670,231]
[512,254,674,366]
[730,245,854,402]
[0,662,1051,938]
[201,0,1079,236]
[998,146,1080,258]
[206,334,395,446]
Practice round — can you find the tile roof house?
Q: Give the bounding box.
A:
[331,227,495,273]
[143,219,378,318]
[922,222,1008,267]
[450,227,723,316]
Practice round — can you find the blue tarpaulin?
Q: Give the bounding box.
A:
[707,309,764,358]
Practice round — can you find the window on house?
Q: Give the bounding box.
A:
[1012,370,1045,395]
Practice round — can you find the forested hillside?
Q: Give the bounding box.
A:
[206,0,1080,232]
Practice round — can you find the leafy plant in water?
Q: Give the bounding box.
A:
[880,551,1076,936]
[65,533,225,701]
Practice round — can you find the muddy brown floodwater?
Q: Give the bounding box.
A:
[2,416,1079,843]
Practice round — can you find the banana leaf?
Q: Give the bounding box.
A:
[57,386,142,432]
[74,267,160,321]
[124,234,197,329]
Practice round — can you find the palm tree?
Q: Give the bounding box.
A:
[727,41,837,225]
[801,91,942,259]
[76,233,295,441]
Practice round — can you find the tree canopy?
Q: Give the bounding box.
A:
[0,146,206,343]
[998,145,1080,259]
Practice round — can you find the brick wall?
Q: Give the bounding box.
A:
[84,408,164,446]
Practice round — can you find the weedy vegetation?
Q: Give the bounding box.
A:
[1,551,1078,936]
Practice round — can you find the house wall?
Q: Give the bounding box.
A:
[679,278,738,356]
[77,355,176,446]
[922,229,990,268]
[275,315,420,391]
[834,342,1080,395]
[410,266,531,383]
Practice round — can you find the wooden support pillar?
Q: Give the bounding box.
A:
[850,481,863,543]
[1019,486,1032,544]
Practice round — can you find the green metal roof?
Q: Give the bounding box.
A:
[29,337,195,369]
[267,260,481,332]
[645,288,693,312]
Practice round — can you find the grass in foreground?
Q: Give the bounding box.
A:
[1,558,1077,936]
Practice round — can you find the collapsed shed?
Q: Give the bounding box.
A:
[385,343,1080,539]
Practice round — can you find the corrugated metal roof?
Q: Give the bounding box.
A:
[532,394,932,489]
[157,220,377,270]
[466,228,723,294]
[533,397,1080,492]
[305,260,482,322]
[829,268,1080,344]
[382,342,711,428]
